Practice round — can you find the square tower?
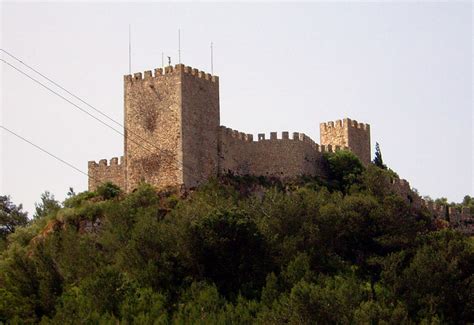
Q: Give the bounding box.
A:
[123,64,220,192]
[320,118,371,165]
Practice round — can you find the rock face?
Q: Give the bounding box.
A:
[88,63,371,192]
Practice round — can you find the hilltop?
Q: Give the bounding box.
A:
[1,151,473,324]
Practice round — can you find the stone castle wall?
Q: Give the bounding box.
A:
[181,66,220,188]
[320,120,347,148]
[123,67,183,192]
[348,123,371,166]
[88,157,125,191]
[218,127,346,179]
[320,119,371,165]
[390,177,473,234]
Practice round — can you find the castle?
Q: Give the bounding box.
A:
[87,63,473,234]
[88,64,371,192]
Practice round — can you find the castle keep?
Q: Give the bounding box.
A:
[88,64,371,192]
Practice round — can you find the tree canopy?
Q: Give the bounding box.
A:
[0,195,28,244]
[0,157,473,324]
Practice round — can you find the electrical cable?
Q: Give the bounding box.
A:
[0,53,202,182]
[0,125,99,181]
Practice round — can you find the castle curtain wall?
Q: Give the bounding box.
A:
[88,64,371,192]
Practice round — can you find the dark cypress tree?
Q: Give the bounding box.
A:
[373,142,386,169]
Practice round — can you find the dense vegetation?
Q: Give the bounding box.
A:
[0,152,473,324]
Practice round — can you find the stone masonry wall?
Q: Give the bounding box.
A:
[181,66,220,188]
[218,127,344,179]
[320,120,348,148]
[390,177,473,235]
[218,127,254,175]
[124,66,184,192]
[88,157,125,191]
[320,118,371,165]
[347,121,371,165]
[249,132,324,178]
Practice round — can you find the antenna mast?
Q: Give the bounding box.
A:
[210,42,214,75]
[128,24,131,74]
[178,29,181,63]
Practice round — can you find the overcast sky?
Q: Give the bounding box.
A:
[1,1,472,215]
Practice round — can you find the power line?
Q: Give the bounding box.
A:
[0,58,125,137]
[0,58,151,172]
[0,51,168,160]
[0,48,123,128]
[0,50,184,161]
[0,125,96,181]
[0,56,166,160]
[0,52,202,182]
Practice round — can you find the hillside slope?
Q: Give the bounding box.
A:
[1,153,473,324]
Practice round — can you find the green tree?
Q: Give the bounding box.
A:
[373,142,386,169]
[96,182,122,200]
[1,172,472,323]
[119,287,168,324]
[434,197,449,206]
[325,150,365,193]
[362,164,393,198]
[462,195,474,215]
[0,240,64,322]
[0,196,28,243]
[354,298,410,324]
[172,282,226,324]
[381,230,474,323]
[34,191,61,220]
[184,209,269,298]
[258,274,367,324]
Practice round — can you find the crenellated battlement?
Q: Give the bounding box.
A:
[320,118,370,131]
[88,156,125,168]
[219,126,349,154]
[220,126,254,142]
[124,64,219,83]
[256,131,311,142]
[88,156,125,192]
[320,117,371,165]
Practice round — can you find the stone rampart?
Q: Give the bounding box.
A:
[320,118,371,165]
[88,156,125,191]
[390,177,473,234]
[218,126,347,179]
